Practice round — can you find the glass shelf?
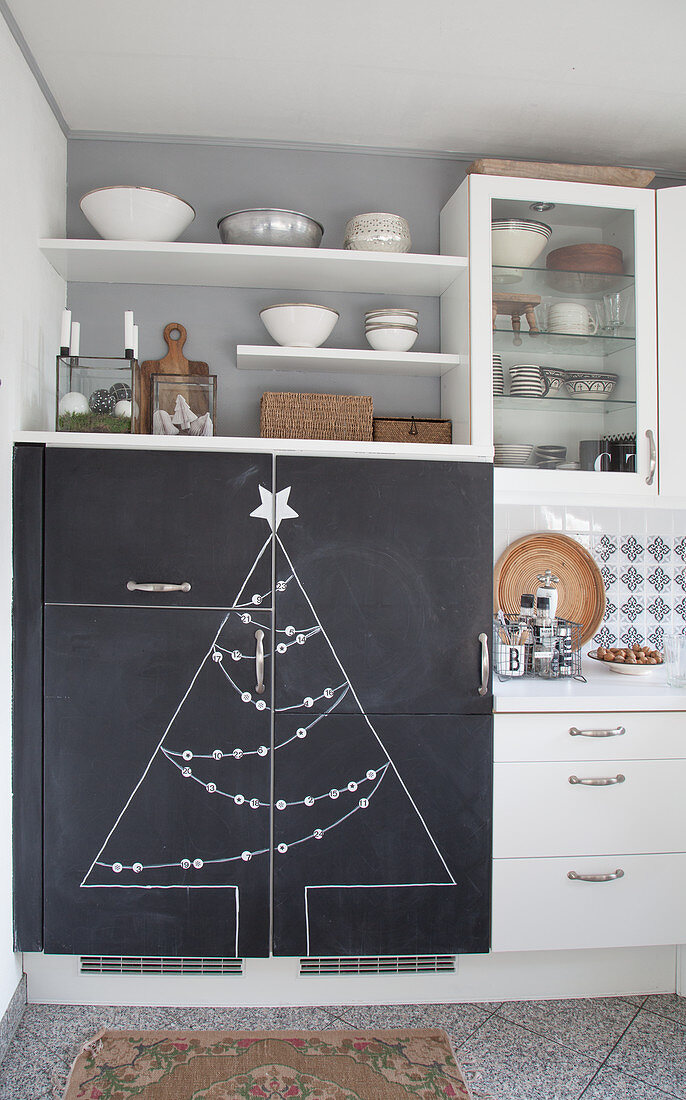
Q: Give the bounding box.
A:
[494,394,636,412]
[492,264,634,298]
[493,328,635,356]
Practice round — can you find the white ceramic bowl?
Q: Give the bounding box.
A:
[259,303,339,347]
[80,185,196,241]
[366,325,418,352]
[491,220,551,268]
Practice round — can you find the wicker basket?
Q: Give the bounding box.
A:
[260,392,373,441]
[373,416,452,444]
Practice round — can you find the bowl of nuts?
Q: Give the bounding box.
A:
[588,644,664,675]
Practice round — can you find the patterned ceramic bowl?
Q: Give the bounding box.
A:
[562,373,618,400]
[344,213,411,252]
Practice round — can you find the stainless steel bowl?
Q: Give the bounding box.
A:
[217,208,324,247]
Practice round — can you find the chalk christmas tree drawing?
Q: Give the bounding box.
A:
[82,485,455,938]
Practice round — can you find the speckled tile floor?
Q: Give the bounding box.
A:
[0,994,683,1099]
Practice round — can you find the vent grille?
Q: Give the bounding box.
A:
[300,955,456,976]
[80,956,244,975]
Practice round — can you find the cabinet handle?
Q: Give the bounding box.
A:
[569,725,625,738]
[646,428,657,486]
[568,868,624,883]
[568,773,626,786]
[255,629,265,695]
[478,632,489,696]
[126,580,191,593]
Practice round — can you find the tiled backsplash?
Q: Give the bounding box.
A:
[495,504,686,649]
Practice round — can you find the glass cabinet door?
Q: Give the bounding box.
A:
[493,196,638,476]
[447,175,658,493]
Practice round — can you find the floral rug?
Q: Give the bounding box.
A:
[61,1027,479,1099]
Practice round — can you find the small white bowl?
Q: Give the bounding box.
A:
[366,325,418,352]
[80,185,195,241]
[491,221,551,268]
[259,303,339,347]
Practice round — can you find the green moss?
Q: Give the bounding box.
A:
[58,413,132,434]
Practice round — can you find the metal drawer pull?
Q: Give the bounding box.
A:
[568,869,625,883]
[127,580,191,593]
[569,725,625,738]
[478,632,489,696]
[646,428,657,486]
[568,773,626,786]
[255,629,265,695]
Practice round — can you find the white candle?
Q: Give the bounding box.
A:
[60,309,71,351]
[70,321,80,357]
[132,324,139,361]
[124,311,134,353]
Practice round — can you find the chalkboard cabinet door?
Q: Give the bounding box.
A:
[44,449,273,608]
[272,712,493,957]
[43,604,272,957]
[273,457,493,715]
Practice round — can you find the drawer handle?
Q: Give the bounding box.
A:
[569,726,625,738]
[255,629,265,695]
[568,868,625,883]
[478,632,489,696]
[568,773,625,786]
[127,581,191,593]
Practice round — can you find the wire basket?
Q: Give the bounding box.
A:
[493,615,585,681]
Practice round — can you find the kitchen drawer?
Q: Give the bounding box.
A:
[494,712,686,763]
[494,759,686,858]
[44,449,272,607]
[492,853,686,952]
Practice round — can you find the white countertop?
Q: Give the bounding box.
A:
[494,651,686,712]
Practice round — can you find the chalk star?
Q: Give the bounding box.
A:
[250,485,298,530]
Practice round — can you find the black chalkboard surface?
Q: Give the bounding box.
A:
[272,712,492,956]
[30,448,494,958]
[274,457,493,715]
[44,605,272,956]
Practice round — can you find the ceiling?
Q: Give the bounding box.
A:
[7,0,686,172]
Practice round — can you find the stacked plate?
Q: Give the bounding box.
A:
[365,308,418,352]
[508,364,547,397]
[493,354,504,396]
[494,443,534,468]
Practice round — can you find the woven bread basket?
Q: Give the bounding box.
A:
[260,392,373,441]
[373,416,452,444]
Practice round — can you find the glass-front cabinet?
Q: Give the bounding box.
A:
[440,174,657,494]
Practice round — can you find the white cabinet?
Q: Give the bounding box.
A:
[492,710,686,953]
[441,175,658,496]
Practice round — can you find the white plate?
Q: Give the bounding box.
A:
[587,653,660,676]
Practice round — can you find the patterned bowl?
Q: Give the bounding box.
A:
[344,213,411,252]
[562,373,618,400]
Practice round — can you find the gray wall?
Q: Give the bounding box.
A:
[67,140,471,435]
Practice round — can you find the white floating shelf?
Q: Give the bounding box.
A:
[236,345,461,377]
[40,240,468,296]
[15,431,492,464]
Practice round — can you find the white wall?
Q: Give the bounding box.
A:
[0,14,66,1015]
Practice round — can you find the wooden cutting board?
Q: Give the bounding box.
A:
[467,159,655,188]
[137,322,209,433]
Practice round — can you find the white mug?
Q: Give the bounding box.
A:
[548,302,598,335]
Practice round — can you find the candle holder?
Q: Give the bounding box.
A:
[56,355,140,433]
